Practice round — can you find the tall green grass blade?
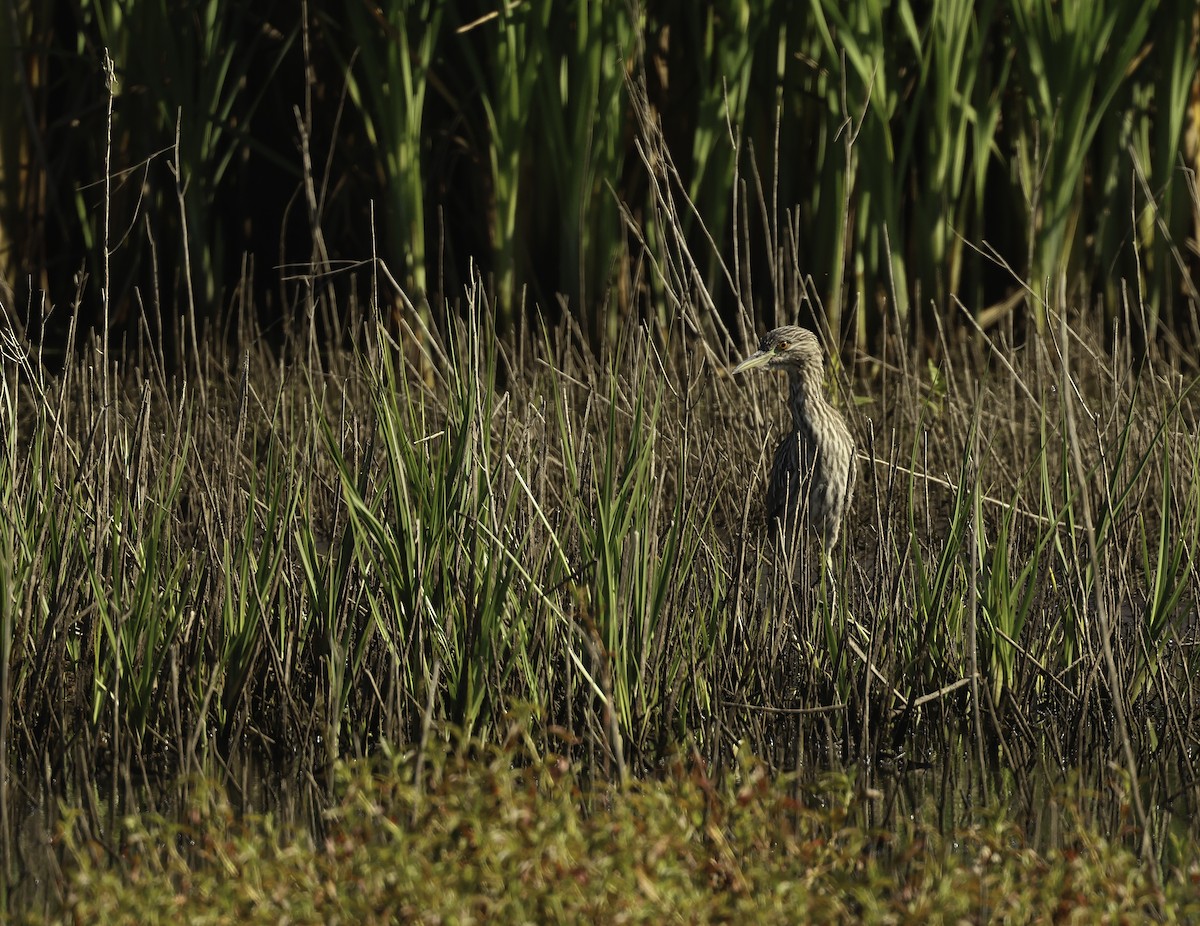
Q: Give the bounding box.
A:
[1009,0,1155,320]
[343,1,442,304]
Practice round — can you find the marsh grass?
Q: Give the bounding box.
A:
[4,5,1200,918]
[3,241,1200,907]
[2,14,1200,915]
[11,4,1196,351]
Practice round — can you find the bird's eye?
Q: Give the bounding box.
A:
[776,340,789,351]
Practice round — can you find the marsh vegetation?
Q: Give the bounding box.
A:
[2,0,1200,918]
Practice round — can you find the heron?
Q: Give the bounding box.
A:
[733,326,856,554]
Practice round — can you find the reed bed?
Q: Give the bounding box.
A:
[2,263,1200,899]
[3,2,1197,344]
[2,0,1200,914]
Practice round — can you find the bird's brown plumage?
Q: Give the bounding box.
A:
[733,326,855,550]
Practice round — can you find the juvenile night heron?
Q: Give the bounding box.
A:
[733,326,856,552]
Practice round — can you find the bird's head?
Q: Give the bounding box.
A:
[732,326,824,376]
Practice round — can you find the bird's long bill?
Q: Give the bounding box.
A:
[732,350,771,374]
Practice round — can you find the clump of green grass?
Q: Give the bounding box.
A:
[44,739,1197,924]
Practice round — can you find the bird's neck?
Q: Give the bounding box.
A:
[787,368,826,430]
